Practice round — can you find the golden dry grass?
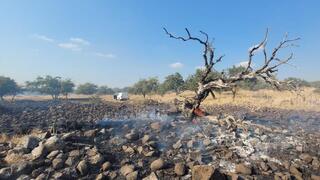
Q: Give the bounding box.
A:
[5,87,320,112]
[115,88,320,112]
[201,88,320,111]
[0,134,25,145]
[0,129,43,144]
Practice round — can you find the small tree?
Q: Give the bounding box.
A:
[160,72,185,94]
[9,84,21,102]
[284,77,310,87]
[184,69,221,92]
[60,79,75,99]
[310,81,320,88]
[147,78,160,94]
[76,83,98,95]
[121,87,131,92]
[157,83,168,96]
[26,76,62,100]
[227,65,271,92]
[0,76,20,101]
[131,78,159,98]
[97,86,115,95]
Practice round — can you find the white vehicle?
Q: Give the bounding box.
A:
[113,92,129,101]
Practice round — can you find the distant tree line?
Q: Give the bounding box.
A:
[1,68,320,101]
[0,75,117,101]
[128,66,320,98]
[26,76,75,100]
[25,76,117,100]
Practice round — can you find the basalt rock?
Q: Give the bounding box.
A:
[89,153,104,166]
[174,162,186,176]
[22,136,40,150]
[44,136,64,152]
[235,163,252,175]
[77,160,88,175]
[101,161,111,171]
[52,157,65,170]
[150,122,161,131]
[192,165,215,180]
[299,153,313,163]
[46,150,60,160]
[150,158,164,171]
[126,170,138,180]
[289,165,302,178]
[120,164,135,176]
[31,143,47,160]
[0,167,12,179]
[142,172,158,180]
[0,101,319,179]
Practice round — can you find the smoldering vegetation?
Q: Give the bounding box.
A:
[0,100,319,179]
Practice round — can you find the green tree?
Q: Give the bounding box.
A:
[112,87,121,93]
[131,77,159,98]
[184,69,221,92]
[121,87,131,92]
[310,81,320,88]
[76,83,98,95]
[227,66,271,91]
[160,72,184,94]
[0,76,20,101]
[26,75,62,100]
[60,79,75,99]
[157,83,168,96]
[227,65,246,77]
[284,77,310,87]
[97,86,115,95]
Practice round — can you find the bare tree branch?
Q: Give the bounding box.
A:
[164,28,300,117]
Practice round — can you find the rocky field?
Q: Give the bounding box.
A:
[0,100,319,180]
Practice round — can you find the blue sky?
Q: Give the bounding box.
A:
[0,1,319,87]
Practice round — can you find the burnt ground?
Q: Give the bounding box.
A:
[205,104,320,133]
[0,100,319,179]
[0,100,169,135]
[1,100,319,135]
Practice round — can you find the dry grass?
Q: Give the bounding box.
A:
[201,88,320,111]
[0,129,43,145]
[5,88,320,112]
[116,88,320,112]
[0,134,25,145]
[0,134,10,143]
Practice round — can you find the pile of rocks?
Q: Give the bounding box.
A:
[0,110,319,179]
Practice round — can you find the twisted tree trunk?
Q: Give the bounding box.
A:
[164,28,299,118]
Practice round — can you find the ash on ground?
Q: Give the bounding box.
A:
[0,101,319,180]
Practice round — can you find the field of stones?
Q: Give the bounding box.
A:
[0,99,319,180]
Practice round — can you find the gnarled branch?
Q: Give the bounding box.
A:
[164,28,300,117]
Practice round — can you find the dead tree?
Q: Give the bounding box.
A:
[164,28,300,117]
